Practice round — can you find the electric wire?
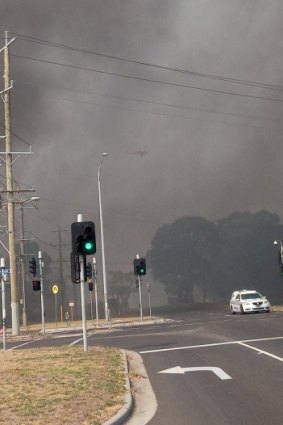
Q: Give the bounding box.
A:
[16,79,283,126]
[11,53,283,104]
[9,31,283,92]
[0,122,32,147]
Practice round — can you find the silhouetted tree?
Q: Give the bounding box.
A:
[216,210,283,301]
[108,271,135,315]
[148,217,220,303]
[149,211,283,305]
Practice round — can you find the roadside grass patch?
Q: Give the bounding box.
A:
[0,346,125,424]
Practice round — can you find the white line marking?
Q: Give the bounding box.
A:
[68,337,84,346]
[8,340,35,350]
[140,335,283,354]
[238,341,283,362]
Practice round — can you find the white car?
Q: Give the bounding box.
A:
[230,290,271,314]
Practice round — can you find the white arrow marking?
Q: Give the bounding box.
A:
[158,366,232,380]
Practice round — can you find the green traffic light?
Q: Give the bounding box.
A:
[84,241,94,251]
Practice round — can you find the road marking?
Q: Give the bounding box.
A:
[140,335,283,354]
[158,366,232,380]
[238,341,283,362]
[68,331,93,347]
[8,340,35,350]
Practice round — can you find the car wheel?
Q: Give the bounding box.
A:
[240,305,245,314]
[230,306,235,315]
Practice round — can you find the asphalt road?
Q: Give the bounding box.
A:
[6,309,283,424]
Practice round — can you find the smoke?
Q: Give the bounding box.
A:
[0,0,283,284]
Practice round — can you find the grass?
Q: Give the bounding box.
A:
[0,346,126,425]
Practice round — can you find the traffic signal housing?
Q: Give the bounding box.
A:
[86,262,92,278]
[70,252,80,283]
[29,257,37,277]
[71,221,96,255]
[134,258,146,276]
[71,253,89,283]
[32,280,40,291]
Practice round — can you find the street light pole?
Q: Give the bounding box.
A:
[19,204,27,327]
[98,152,109,322]
[38,250,45,334]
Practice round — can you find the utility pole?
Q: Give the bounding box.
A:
[3,31,18,335]
[1,33,34,336]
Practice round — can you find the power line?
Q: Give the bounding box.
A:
[11,53,283,104]
[0,122,32,146]
[9,31,283,92]
[16,79,282,125]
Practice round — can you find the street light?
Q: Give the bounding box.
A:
[274,240,283,264]
[98,153,109,322]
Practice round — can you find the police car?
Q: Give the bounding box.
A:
[230,289,271,314]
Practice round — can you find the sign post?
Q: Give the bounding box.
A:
[52,284,59,327]
[69,301,75,321]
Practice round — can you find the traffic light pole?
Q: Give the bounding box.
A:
[138,275,143,323]
[75,213,88,352]
[135,254,144,322]
[93,257,99,326]
[80,254,87,352]
[38,251,45,334]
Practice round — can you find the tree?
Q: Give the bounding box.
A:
[148,217,220,304]
[148,210,283,306]
[108,271,135,315]
[216,210,283,301]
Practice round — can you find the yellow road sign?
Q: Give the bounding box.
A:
[52,284,59,294]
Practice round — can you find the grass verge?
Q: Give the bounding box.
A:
[0,346,126,425]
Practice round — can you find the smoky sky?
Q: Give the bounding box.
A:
[0,0,283,281]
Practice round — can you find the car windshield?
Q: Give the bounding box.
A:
[241,292,262,300]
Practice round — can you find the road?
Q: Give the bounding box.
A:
[6,309,283,424]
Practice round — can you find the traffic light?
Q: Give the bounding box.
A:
[134,258,146,276]
[29,257,37,277]
[70,252,80,283]
[86,262,92,278]
[88,281,93,291]
[32,280,40,291]
[71,221,96,255]
[71,252,89,283]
